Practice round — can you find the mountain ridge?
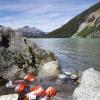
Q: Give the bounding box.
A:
[46,2,100,38]
[16,26,45,38]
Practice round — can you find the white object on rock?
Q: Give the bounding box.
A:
[6,80,15,88]
[64,72,71,76]
[0,94,18,100]
[58,74,67,80]
[73,68,100,100]
[70,74,78,80]
[38,61,60,78]
[26,93,36,100]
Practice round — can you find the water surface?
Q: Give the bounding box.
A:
[31,38,100,72]
[29,38,100,99]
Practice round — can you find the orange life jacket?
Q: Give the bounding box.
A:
[45,87,56,97]
[30,86,45,97]
[15,83,26,93]
[24,73,36,81]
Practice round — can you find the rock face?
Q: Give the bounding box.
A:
[0,94,18,100]
[72,9,100,38]
[38,61,60,78]
[0,26,59,81]
[73,68,100,100]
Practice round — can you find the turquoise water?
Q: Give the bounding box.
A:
[31,38,100,72]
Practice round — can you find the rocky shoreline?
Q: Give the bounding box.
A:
[0,26,100,100]
[0,26,61,78]
[0,68,100,100]
[0,26,61,95]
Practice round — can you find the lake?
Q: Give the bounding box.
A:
[31,38,100,72]
[30,38,100,99]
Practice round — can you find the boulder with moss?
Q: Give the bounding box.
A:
[0,26,60,81]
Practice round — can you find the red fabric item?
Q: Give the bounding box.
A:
[24,73,36,81]
[45,87,56,97]
[15,83,26,92]
[30,86,45,97]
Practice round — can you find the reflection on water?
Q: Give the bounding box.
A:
[30,38,100,72]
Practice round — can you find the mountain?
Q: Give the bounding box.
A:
[46,2,100,38]
[72,9,100,38]
[17,26,46,38]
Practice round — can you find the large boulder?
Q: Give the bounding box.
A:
[0,26,35,80]
[38,61,60,79]
[73,68,100,100]
[0,26,59,81]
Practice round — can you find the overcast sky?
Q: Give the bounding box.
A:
[0,0,99,32]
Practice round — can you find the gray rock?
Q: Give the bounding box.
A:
[38,61,60,79]
[0,26,59,81]
[73,68,100,100]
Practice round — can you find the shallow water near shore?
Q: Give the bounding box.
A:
[30,38,100,99]
[31,38,100,72]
